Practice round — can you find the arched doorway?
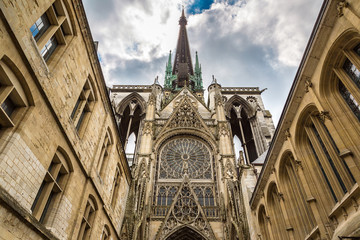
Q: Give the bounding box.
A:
[165,227,206,240]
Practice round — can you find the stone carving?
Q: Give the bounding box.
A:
[304,78,312,92]
[156,180,216,240]
[219,122,230,137]
[317,111,331,122]
[143,121,153,136]
[169,99,202,129]
[337,0,348,17]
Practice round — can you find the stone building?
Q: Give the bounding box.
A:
[1,0,360,240]
[112,9,275,240]
[249,0,360,239]
[0,0,130,239]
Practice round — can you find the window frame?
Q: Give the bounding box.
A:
[71,77,96,137]
[30,0,73,63]
[31,150,70,223]
[0,60,29,129]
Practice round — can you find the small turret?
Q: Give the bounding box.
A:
[208,75,221,110]
[164,50,173,89]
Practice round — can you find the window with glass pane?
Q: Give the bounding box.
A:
[311,123,347,193]
[308,138,337,202]
[30,0,73,64]
[41,36,58,61]
[343,59,360,89]
[71,79,95,134]
[30,14,50,41]
[31,151,69,223]
[339,80,360,121]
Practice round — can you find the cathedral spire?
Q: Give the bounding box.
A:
[173,6,194,89]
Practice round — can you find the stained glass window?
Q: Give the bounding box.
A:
[159,138,212,179]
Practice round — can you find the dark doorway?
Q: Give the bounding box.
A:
[166,227,206,240]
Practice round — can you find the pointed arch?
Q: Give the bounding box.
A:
[224,94,256,118]
[0,56,34,129]
[165,226,207,240]
[294,104,356,214]
[258,204,271,240]
[116,92,146,115]
[225,95,259,163]
[319,29,360,134]
[116,92,146,152]
[1,55,34,105]
[278,151,315,238]
[266,182,288,240]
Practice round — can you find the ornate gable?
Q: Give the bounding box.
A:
[157,95,213,137]
[155,176,216,240]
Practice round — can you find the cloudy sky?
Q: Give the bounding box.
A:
[83,0,323,126]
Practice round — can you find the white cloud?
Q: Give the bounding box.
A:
[83,0,323,125]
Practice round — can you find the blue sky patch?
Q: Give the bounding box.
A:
[187,0,214,15]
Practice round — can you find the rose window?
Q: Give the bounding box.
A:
[159,138,212,179]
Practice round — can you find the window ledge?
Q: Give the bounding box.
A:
[329,183,359,218]
[305,225,319,240]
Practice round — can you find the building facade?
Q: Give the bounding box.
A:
[250,0,360,239]
[112,9,275,240]
[0,0,130,239]
[1,0,360,240]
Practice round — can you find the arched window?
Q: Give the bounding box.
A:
[320,34,360,128]
[31,148,71,223]
[0,58,32,129]
[97,128,113,179]
[157,186,166,206]
[304,115,355,203]
[30,0,74,63]
[101,225,110,240]
[337,44,360,121]
[225,95,262,163]
[71,76,96,136]
[279,152,315,238]
[78,195,98,240]
[110,166,121,208]
[115,93,145,165]
[267,183,288,240]
[258,205,271,240]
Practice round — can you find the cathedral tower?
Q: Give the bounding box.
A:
[111,9,275,240]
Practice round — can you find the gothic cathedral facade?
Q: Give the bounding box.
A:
[2,0,360,240]
[111,10,275,240]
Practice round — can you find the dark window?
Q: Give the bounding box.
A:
[41,36,58,61]
[1,97,16,118]
[31,152,69,223]
[71,98,81,119]
[320,121,355,183]
[339,80,360,121]
[30,14,50,41]
[354,43,360,57]
[308,138,337,202]
[343,59,360,89]
[311,124,347,193]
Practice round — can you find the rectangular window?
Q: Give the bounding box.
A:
[41,36,58,61]
[30,14,50,41]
